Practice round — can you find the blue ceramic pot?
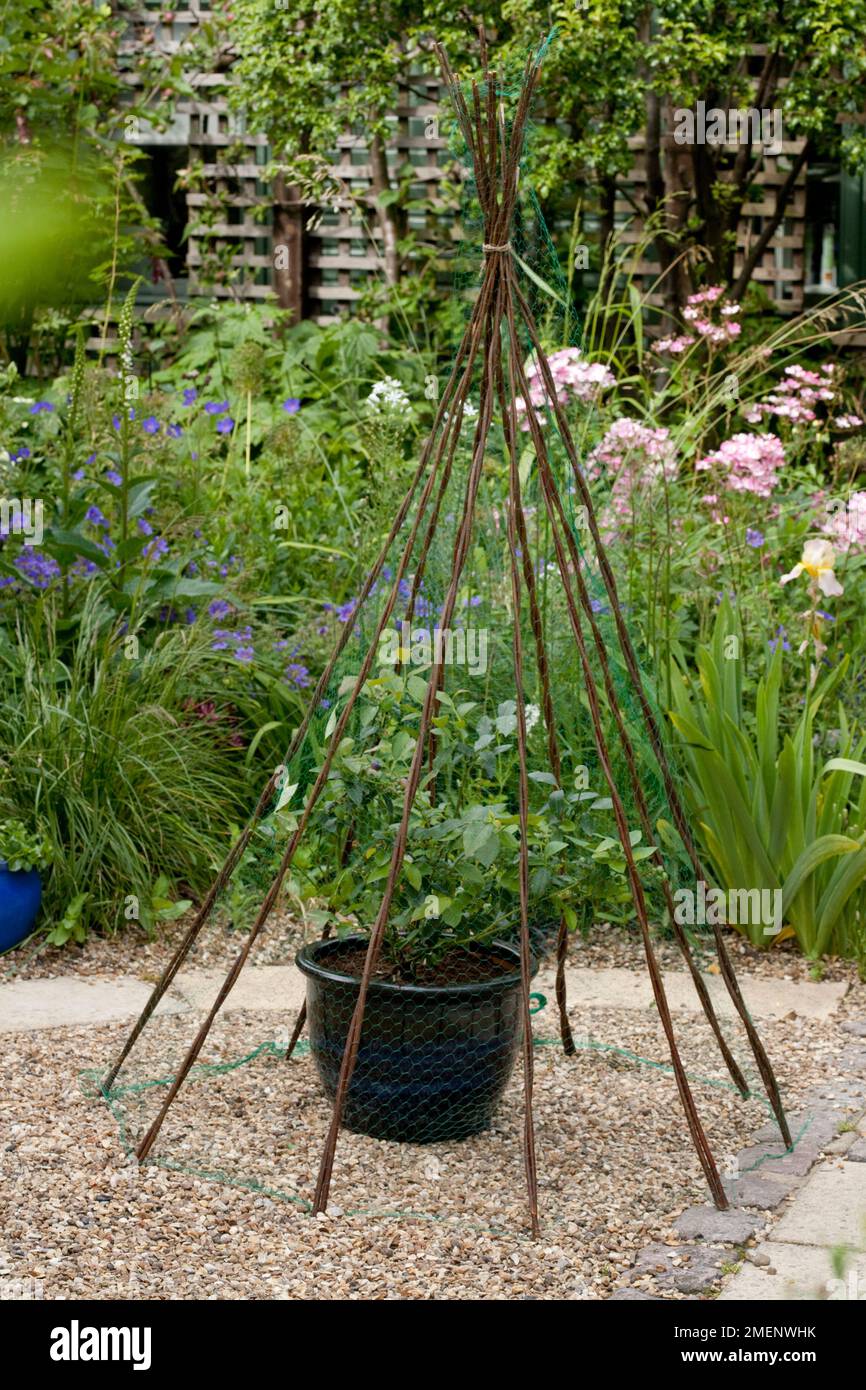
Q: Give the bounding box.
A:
[297,935,530,1143]
[0,861,42,951]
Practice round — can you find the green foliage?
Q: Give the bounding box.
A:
[44,892,89,947]
[0,589,250,940]
[280,671,656,970]
[668,600,866,958]
[0,818,54,873]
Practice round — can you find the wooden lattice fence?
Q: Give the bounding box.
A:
[113,11,811,325]
[617,132,808,316]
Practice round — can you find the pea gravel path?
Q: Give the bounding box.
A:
[1,927,864,1301]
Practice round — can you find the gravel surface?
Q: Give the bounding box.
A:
[5,907,857,985]
[2,934,864,1300]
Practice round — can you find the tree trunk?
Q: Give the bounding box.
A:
[369,132,401,286]
[272,172,304,322]
[598,173,616,267]
[644,87,685,327]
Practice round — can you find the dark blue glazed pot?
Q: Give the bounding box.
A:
[0,862,42,951]
[297,935,530,1143]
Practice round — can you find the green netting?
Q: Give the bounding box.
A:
[95,37,789,1228]
[84,1016,809,1232]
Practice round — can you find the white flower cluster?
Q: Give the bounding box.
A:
[366,376,412,415]
[524,703,541,735]
[443,399,479,433]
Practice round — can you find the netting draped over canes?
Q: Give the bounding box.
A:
[101,31,790,1235]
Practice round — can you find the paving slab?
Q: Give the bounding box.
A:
[172,965,305,1015]
[839,1044,866,1075]
[675,1204,766,1244]
[722,1173,795,1210]
[719,1240,866,1301]
[0,962,848,1034]
[0,976,186,1033]
[735,1105,846,1178]
[536,966,847,1021]
[631,1241,728,1294]
[771,1160,866,1249]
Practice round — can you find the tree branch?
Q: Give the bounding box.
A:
[731,140,810,302]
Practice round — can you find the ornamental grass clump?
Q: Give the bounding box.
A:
[0,588,249,939]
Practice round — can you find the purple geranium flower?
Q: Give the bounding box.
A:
[205,400,230,416]
[104,469,122,486]
[182,388,198,406]
[70,557,98,579]
[143,535,169,561]
[14,551,60,588]
[746,527,765,548]
[85,505,109,528]
[208,599,233,619]
[167,423,183,438]
[30,401,54,414]
[282,398,301,414]
[285,662,311,688]
[142,416,160,435]
[216,416,234,434]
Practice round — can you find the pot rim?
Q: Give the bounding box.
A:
[296,933,533,998]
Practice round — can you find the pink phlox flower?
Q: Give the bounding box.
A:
[822,490,866,552]
[515,348,615,429]
[696,432,785,499]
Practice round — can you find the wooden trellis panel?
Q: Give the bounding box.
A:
[615,132,807,316]
[306,74,451,323]
[118,4,273,303]
[185,96,274,301]
[113,9,809,322]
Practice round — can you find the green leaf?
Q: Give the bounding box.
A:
[462,821,500,867]
[406,675,428,703]
[824,758,866,778]
[43,527,105,565]
[125,477,160,520]
[815,848,866,956]
[781,835,860,915]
